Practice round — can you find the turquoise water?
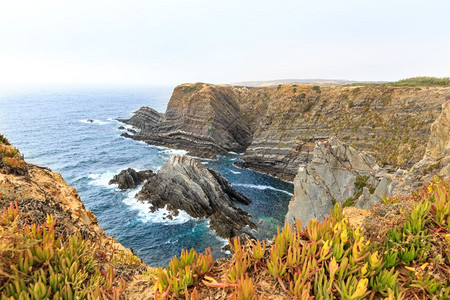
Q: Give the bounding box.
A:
[0,86,293,266]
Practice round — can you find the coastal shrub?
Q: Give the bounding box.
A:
[2,176,448,299]
[181,178,449,299]
[354,175,369,190]
[0,134,9,145]
[390,76,450,86]
[0,203,127,299]
[312,85,321,93]
[153,248,214,298]
[0,146,27,175]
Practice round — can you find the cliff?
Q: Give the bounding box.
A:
[285,100,449,227]
[122,83,449,180]
[0,139,147,298]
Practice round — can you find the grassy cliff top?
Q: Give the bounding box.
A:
[350,76,450,87]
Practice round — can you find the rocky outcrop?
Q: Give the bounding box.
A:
[136,155,256,238]
[285,138,395,226]
[121,84,253,158]
[122,83,449,180]
[394,101,450,194]
[425,101,450,161]
[109,168,154,189]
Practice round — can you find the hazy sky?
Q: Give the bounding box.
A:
[0,0,449,85]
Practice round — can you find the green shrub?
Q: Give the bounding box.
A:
[389,76,450,86]
[0,134,9,145]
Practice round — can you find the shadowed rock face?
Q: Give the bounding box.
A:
[137,155,256,238]
[109,168,154,190]
[285,138,395,226]
[122,83,449,180]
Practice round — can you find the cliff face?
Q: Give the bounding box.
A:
[284,138,395,225]
[123,83,449,180]
[122,83,253,158]
[285,100,449,226]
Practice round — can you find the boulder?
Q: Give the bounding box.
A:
[109,168,154,190]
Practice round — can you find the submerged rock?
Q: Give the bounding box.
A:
[109,168,154,190]
[285,138,395,226]
[137,155,256,238]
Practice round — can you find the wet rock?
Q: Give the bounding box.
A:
[137,155,256,238]
[109,168,154,190]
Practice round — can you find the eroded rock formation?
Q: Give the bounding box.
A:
[285,138,395,226]
[122,83,449,180]
[109,168,154,189]
[120,84,253,158]
[136,155,256,238]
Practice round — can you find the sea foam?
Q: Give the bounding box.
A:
[79,119,108,125]
[122,187,193,225]
[232,183,294,196]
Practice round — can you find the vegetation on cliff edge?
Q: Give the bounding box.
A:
[1,177,448,299]
[351,76,450,87]
[144,177,449,299]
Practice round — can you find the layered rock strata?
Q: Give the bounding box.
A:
[136,155,256,238]
[122,83,449,180]
[395,100,450,194]
[120,84,253,158]
[285,101,450,226]
[285,138,395,226]
[109,168,154,189]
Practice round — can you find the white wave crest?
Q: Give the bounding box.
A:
[122,188,193,225]
[230,170,241,174]
[160,148,188,155]
[88,171,118,187]
[232,183,293,196]
[79,119,108,125]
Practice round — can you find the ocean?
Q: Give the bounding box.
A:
[0,85,293,266]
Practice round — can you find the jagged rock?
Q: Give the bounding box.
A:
[121,83,448,180]
[285,138,395,226]
[109,168,154,190]
[118,126,126,130]
[425,101,450,161]
[136,155,256,238]
[394,101,450,195]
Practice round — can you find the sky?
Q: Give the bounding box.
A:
[0,0,449,86]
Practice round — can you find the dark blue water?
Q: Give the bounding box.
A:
[0,85,293,266]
